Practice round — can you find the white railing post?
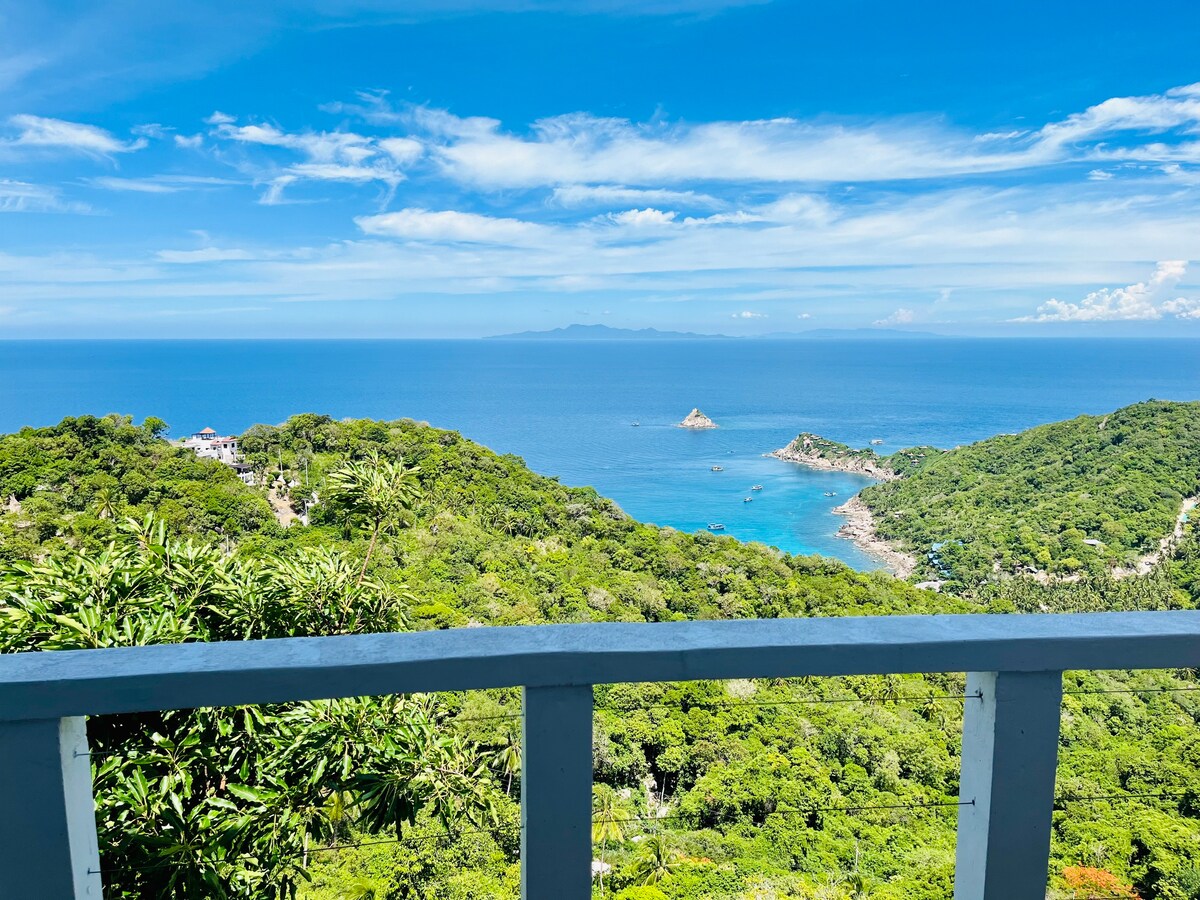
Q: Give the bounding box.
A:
[521,685,593,900]
[955,671,1062,900]
[0,717,103,898]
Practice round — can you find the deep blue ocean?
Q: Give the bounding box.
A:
[1,339,1196,569]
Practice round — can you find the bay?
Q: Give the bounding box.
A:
[1,338,1196,569]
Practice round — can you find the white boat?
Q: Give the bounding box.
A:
[751,484,763,491]
[870,438,884,445]
[711,465,723,472]
[707,523,725,531]
[743,497,753,503]
[824,491,838,497]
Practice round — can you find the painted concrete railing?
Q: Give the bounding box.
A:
[2,610,1199,899]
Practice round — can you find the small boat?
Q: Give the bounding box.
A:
[751,484,763,491]
[707,523,725,531]
[631,422,640,427]
[711,466,723,472]
[870,438,884,445]
[824,491,838,497]
[743,497,753,503]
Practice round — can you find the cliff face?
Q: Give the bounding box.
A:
[679,408,718,429]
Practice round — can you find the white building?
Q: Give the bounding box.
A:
[182,427,253,483]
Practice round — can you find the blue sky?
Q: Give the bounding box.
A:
[2,0,1200,338]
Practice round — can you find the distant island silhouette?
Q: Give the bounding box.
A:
[484,324,947,340]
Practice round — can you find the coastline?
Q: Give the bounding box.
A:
[768,446,901,481]
[832,496,917,578]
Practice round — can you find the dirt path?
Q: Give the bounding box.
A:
[268,488,299,528]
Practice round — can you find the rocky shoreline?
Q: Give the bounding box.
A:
[770,446,901,480]
[769,434,901,480]
[832,496,917,578]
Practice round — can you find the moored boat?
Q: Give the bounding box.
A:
[707,523,725,531]
[751,484,763,491]
[711,465,723,472]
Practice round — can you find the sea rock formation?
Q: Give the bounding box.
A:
[679,408,718,429]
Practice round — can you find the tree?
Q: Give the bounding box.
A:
[628,834,681,886]
[592,784,625,895]
[326,452,421,584]
[143,416,170,439]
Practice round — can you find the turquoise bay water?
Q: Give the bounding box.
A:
[1,339,1197,569]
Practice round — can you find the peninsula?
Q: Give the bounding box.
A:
[775,400,1200,586]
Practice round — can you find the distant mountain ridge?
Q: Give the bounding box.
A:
[484,324,724,340]
[485,324,947,340]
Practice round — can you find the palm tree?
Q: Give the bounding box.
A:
[93,485,120,520]
[327,452,421,584]
[628,833,681,886]
[592,785,624,895]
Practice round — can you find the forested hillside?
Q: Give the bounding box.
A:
[1,413,1198,900]
[858,400,1200,584]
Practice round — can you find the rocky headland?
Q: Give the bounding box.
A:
[679,408,718,429]
[770,432,942,577]
[770,433,901,480]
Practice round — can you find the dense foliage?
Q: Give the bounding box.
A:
[0,414,275,563]
[1,412,1199,899]
[859,401,1200,583]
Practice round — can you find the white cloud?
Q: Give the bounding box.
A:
[607,207,677,227]
[1018,261,1191,322]
[1161,297,1200,319]
[89,177,177,193]
[87,175,242,193]
[0,179,90,213]
[174,133,203,149]
[378,137,423,165]
[551,184,720,208]
[874,308,916,326]
[6,114,146,155]
[365,82,1200,190]
[212,118,422,200]
[356,208,550,245]
[732,310,766,318]
[797,312,812,319]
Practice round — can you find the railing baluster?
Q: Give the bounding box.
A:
[955,670,1063,900]
[521,684,593,899]
[0,716,103,898]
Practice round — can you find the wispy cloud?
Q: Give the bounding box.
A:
[551,184,721,208]
[210,117,424,202]
[6,114,146,155]
[356,208,551,245]
[347,83,1200,189]
[0,179,90,213]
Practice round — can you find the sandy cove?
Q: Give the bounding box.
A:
[832,496,917,579]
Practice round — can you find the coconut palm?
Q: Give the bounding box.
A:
[93,484,120,520]
[592,784,625,895]
[326,452,421,584]
[628,833,681,886]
